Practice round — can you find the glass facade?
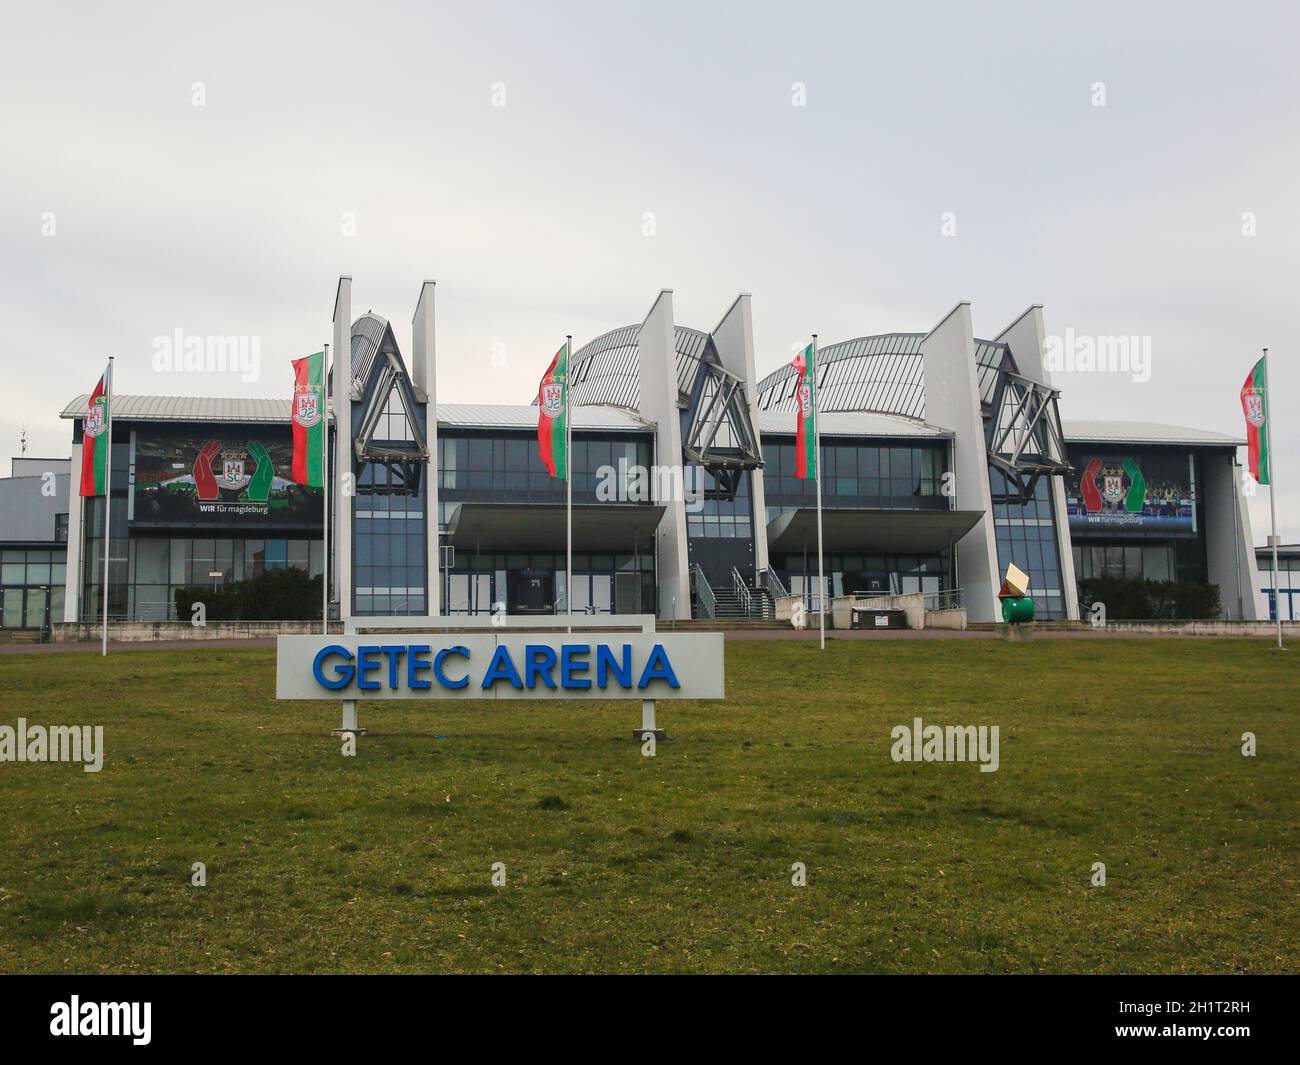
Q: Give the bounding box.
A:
[989,469,1065,619]
[686,466,752,541]
[762,439,948,520]
[77,433,324,621]
[1064,447,1210,595]
[436,431,653,528]
[1258,554,1300,621]
[761,437,952,603]
[81,531,322,621]
[1073,542,1177,582]
[352,388,428,616]
[445,550,656,616]
[1,548,67,629]
[355,462,426,615]
[433,430,658,616]
[781,552,948,602]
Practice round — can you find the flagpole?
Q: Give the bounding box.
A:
[565,335,573,635]
[322,344,331,636]
[101,357,113,657]
[1264,348,1283,649]
[813,334,824,651]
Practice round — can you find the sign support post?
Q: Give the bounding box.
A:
[333,699,362,738]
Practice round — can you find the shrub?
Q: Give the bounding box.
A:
[174,567,323,621]
[1077,577,1221,620]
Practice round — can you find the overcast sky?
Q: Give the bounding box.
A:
[1,0,1296,540]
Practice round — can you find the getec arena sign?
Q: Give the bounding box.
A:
[276,634,725,701]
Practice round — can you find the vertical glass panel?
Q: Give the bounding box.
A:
[24,589,46,628]
[3,591,24,627]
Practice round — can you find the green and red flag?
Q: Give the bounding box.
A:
[1240,357,1271,485]
[291,351,326,487]
[79,370,110,497]
[537,341,570,479]
[793,342,817,479]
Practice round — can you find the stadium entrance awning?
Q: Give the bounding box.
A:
[765,507,984,555]
[447,503,666,552]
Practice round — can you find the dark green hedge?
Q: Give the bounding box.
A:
[174,567,323,622]
[1077,577,1221,621]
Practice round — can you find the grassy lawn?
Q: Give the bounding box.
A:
[0,637,1295,974]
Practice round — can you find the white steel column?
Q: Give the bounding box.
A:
[412,280,440,616]
[637,290,691,619]
[921,302,1000,623]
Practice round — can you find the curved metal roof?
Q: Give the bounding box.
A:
[349,312,390,390]
[562,324,712,410]
[755,332,1022,421]
[755,333,927,420]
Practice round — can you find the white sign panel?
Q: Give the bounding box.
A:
[276,633,725,701]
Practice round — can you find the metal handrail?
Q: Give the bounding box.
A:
[693,563,717,619]
[731,566,753,616]
[761,566,790,600]
[922,587,963,611]
[852,587,964,611]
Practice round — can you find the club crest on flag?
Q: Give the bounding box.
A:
[541,380,564,418]
[1244,390,1265,427]
[293,389,320,428]
[84,403,106,438]
[797,381,812,418]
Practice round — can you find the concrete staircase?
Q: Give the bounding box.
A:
[659,616,788,631]
[710,586,775,620]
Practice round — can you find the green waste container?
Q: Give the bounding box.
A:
[1001,596,1035,623]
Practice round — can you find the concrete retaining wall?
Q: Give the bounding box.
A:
[924,607,968,631]
[1098,620,1300,637]
[51,620,342,643]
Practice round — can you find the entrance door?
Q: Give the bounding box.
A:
[510,568,554,614]
[0,589,21,629]
[24,588,48,630]
[688,538,755,592]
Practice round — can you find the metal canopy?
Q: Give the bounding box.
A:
[985,370,1072,502]
[682,338,763,477]
[447,503,666,552]
[765,507,984,555]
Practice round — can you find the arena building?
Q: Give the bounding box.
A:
[1,281,1268,632]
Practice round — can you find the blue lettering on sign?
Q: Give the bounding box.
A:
[311,642,684,693]
[356,645,383,690]
[481,645,523,689]
[434,646,470,689]
[381,645,405,689]
[560,644,591,689]
[525,645,558,689]
[596,645,631,688]
[407,645,432,689]
[638,644,680,689]
[313,645,355,689]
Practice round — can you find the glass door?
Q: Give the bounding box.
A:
[1,589,21,629]
[23,588,48,630]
